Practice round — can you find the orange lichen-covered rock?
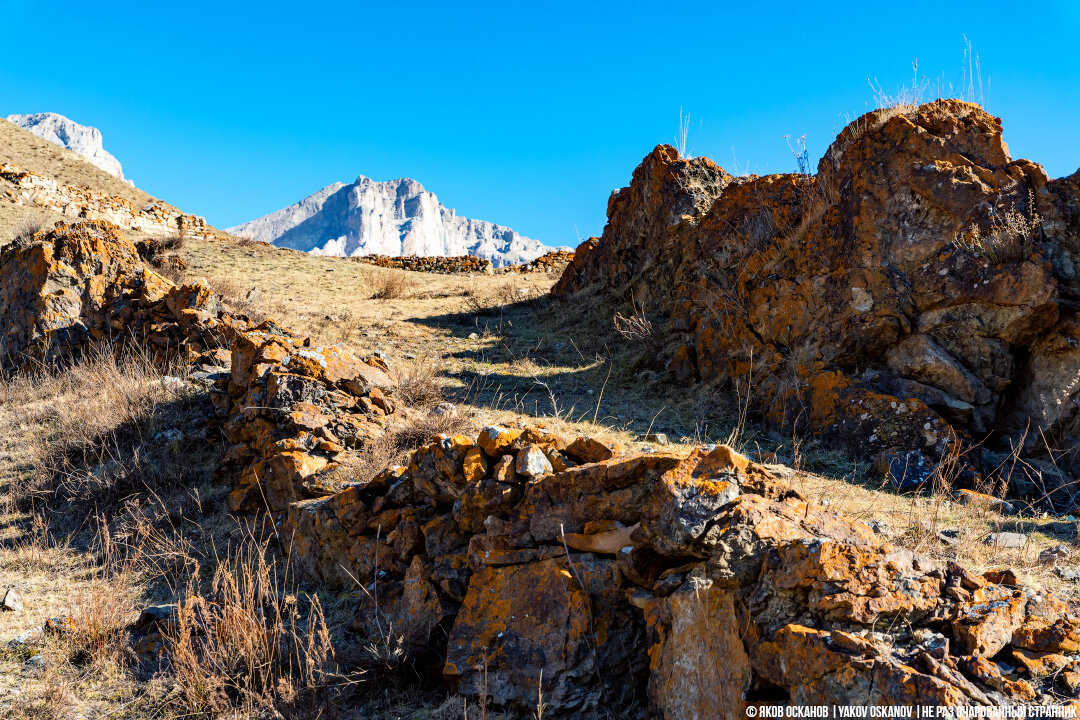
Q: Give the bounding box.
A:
[644,580,751,719]
[752,539,943,629]
[555,100,1080,494]
[461,446,488,483]
[274,424,1080,715]
[476,425,522,458]
[443,556,644,716]
[751,624,970,706]
[564,436,624,464]
[953,586,1028,657]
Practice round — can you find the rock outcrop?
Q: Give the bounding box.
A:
[7,112,127,180]
[1,163,209,241]
[556,101,1080,501]
[282,423,1080,717]
[0,220,399,512]
[226,176,552,268]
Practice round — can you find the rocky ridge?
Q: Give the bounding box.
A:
[556,100,1080,502]
[226,176,552,268]
[1,162,209,241]
[7,112,127,180]
[0,220,401,514]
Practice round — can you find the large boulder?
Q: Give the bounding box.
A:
[555,101,1080,497]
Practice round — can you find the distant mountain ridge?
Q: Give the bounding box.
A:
[227,176,550,267]
[6,112,127,181]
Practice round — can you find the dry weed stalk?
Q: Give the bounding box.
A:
[164,533,334,717]
[955,189,1042,262]
[394,357,447,409]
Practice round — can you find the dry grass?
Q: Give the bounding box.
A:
[394,357,449,409]
[955,189,1042,262]
[0,118,158,208]
[0,116,175,248]
[165,535,335,718]
[370,268,412,300]
[5,346,205,518]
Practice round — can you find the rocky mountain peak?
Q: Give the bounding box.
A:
[6,112,127,181]
[227,174,552,267]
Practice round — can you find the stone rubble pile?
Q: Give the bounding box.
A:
[281,423,1080,717]
[1,162,210,240]
[353,253,494,274]
[349,249,574,275]
[555,100,1080,500]
[0,219,399,513]
[496,248,576,274]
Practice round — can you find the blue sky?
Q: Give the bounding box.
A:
[2,2,1078,246]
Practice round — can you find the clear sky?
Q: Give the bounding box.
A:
[2,1,1078,247]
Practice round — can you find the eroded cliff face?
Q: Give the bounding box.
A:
[557,100,1080,497]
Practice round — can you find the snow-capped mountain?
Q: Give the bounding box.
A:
[227,176,549,267]
[7,112,127,181]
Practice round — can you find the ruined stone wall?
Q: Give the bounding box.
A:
[352,254,494,274]
[0,220,399,514]
[282,423,1080,717]
[351,249,573,275]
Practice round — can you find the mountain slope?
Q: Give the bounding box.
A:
[228,176,550,267]
[0,117,170,243]
[7,112,126,180]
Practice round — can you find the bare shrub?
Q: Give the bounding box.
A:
[462,278,540,315]
[394,358,446,410]
[12,213,51,243]
[201,275,267,322]
[388,410,469,456]
[612,308,656,346]
[955,190,1042,262]
[370,268,412,300]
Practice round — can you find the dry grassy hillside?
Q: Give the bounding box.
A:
[0,118,185,243]
[0,118,157,205]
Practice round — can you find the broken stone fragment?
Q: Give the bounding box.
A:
[644,579,751,719]
[952,587,1027,656]
[476,425,521,458]
[1,588,23,612]
[564,435,623,463]
[985,532,1028,549]
[515,444,553,478]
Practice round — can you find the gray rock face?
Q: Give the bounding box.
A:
[7,112,126,180]
[226,176,550,267]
